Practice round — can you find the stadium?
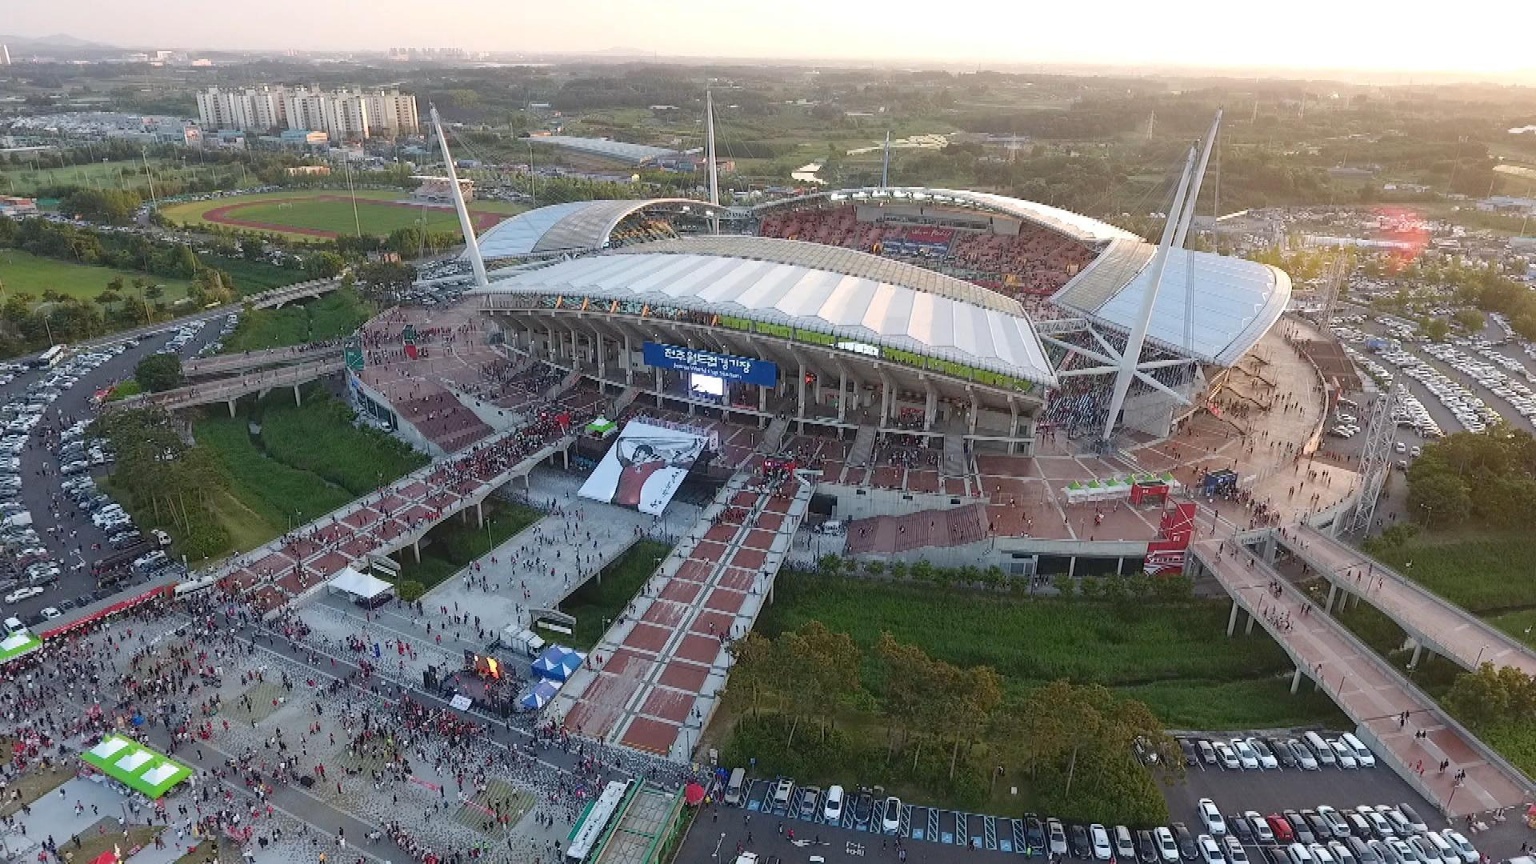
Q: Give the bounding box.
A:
[461,186,1291,456]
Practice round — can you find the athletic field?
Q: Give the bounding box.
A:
[159,189,524,242]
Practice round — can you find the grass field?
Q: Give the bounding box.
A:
[1364,530,1536,615]
[223,288,371,352]
[159,188,524,242]
[757,570,1346,731]
[561,540,670,650]
[0,156,235,198]
[193,386,428,553]
[0,248,194,304]
[201,254,306,295]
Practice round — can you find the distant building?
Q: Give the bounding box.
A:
[195,85,418,141]
[275,129,329,150]
[287,165,331,177]
[0,196,38,218]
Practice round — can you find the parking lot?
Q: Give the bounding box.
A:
[0,313,231,626]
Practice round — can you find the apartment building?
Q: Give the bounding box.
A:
[195,85,418,141]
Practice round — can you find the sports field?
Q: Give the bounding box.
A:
[159,189,524,242]
[0,249,194,304]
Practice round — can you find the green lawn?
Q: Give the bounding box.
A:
[1364,530,1536,614]
[223,288,371,352]
[201,255,306,295]
[0,248,193,304]
[230,199,474,237]
[561,540,671,650]
[757,570,1345,731]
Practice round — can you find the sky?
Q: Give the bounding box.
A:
[6,0,1534,77]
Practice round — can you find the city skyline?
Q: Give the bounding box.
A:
[4,0,1535,80]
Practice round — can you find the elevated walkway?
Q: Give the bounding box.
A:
[1281,526,1536,677]
[847,424,878,468]
[183,345,343,378]
[1190,539,1531,816]
[110,356,345,414]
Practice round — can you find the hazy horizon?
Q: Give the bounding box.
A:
[5,0,1535,80]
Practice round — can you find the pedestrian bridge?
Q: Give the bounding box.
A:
[109,356,346,415]
[183,344,344,378]
[1271,525,1536,677]
[1189,539,1532,817]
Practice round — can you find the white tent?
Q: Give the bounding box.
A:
[328,567,393,601]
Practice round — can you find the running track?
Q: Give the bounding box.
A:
[198,194,508,239]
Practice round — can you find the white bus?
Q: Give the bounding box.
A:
[565,780,632,864]
[31,345,68,369]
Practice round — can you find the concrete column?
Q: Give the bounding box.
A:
[1263,533,1278,563]
[623,335,634,385]
[1007,400,1019,455]
[1245,612,1256,635]
[838,371,848,424]
[1116,557,1125,575]
[1227,599,1240,637]
[1067,556,1077,578]
[1410,641,1423,668]
[1291,666,1303,694]
[796,361,807,434]
[969,393,980,435]
[476,500,484,528]
[1326,582,1338,614]
[227,399,236,418]
[412,540,421,563]
[655,368,663,408]
[293,385,302,406]
[596,335,606,381]
[758,386,768,428]
[925,385,938,432]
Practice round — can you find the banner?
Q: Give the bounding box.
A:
[577,421,709,515]
[642,342,778,387]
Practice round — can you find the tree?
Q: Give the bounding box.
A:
[307,251,347,279]
[354,260,413,303]
[725,631,775,719]
[876,633,932,761]
[134,353,184,392]
[1406,468,1471,527]
[1423,318,1450,342]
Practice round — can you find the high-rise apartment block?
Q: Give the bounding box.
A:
[195,86,419,140]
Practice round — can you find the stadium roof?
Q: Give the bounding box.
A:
[474,199,727,259]
[531,136,682,165]
[1052,242,1292,366]
[752,187,1140,246]
[474,237,1059,387]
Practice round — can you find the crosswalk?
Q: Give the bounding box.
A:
[732,778,1038,853]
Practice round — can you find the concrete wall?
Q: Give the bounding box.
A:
[818,482,982,521]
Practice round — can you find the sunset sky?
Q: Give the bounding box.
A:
[7,0,1533,77]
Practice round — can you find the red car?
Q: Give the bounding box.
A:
[1266,815,1295,844]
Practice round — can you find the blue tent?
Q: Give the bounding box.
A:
[532,645,585,682]
[520,680,560,711]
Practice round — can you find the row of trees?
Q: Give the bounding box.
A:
[90,407,233,560]
[725,623,1179,823]
[1443,662,1536,737]
[1402,425,1536,528]
[1,215,200,280]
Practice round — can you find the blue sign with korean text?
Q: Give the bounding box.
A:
[642,341,778,387]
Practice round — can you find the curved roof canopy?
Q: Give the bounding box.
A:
[752,186,1140,246]
[474,236,1058,387]
[532,136,682,165]
[1052,246,1292,366]
[473,198,728,260]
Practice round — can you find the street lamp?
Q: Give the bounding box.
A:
[1475,645,1488,667]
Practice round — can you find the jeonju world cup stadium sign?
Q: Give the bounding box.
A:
[642,341,779,387]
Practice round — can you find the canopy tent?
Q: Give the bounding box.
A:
[532,645,585,682]
[520,680,561,711]
[0,629,42,665]
[328,567,393,601]
[81,734,193,798]
[584,417,618,439]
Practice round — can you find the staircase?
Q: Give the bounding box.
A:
[847,425,878,468]
[758,416,790,454]
[941,434,968,477]
[546,369,582,400]
[614,386,641,414]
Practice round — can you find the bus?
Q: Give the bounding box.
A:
[30,345,68,369]
[565,780,632,864]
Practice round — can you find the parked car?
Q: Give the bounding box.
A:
[1137,830,1160,864]
[1155,827,1180,864]
[1173,824,1199,861]
[1245,812,1274,844]
[1049,818,1069,857]
[822,785,844,824]
[4,586,43,604]
[1199,800,1226,836]
[1091,824,1113,861]
[1070,823,1093,860]
[798,787,820,821]
[881,797,901,834]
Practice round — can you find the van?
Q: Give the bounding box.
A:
[1341,733,1375,767]
[1303,732,1336,766]
[724,768,747,806]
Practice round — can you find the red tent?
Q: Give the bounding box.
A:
[684,782,707,806]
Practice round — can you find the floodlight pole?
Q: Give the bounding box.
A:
[431,104,488,289]
[705,89,720,234]
[1100,144,1197,445]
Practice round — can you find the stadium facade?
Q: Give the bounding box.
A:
[463,187,1290,456]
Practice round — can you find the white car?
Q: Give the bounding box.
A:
[881,797,901,834]
[1438,830,1478,864]
[822,785,844,823]
[1231,739,1260,769]
[1156,827,1181,863]
[1199,799,1226,836]
[1091,824,1113,861]
[1329,739,1358,769]
[39,607,61,620]
[1212,741,1241,770]
[1245,811,1274,843]
[4,586,43,604]
[1199,835,1226,864]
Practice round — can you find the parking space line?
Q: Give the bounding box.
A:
[899,804,913,839]
[1010,818,1027,854]
[926,807,939,843]
[983,815,998,851]
[955,812,969,846]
